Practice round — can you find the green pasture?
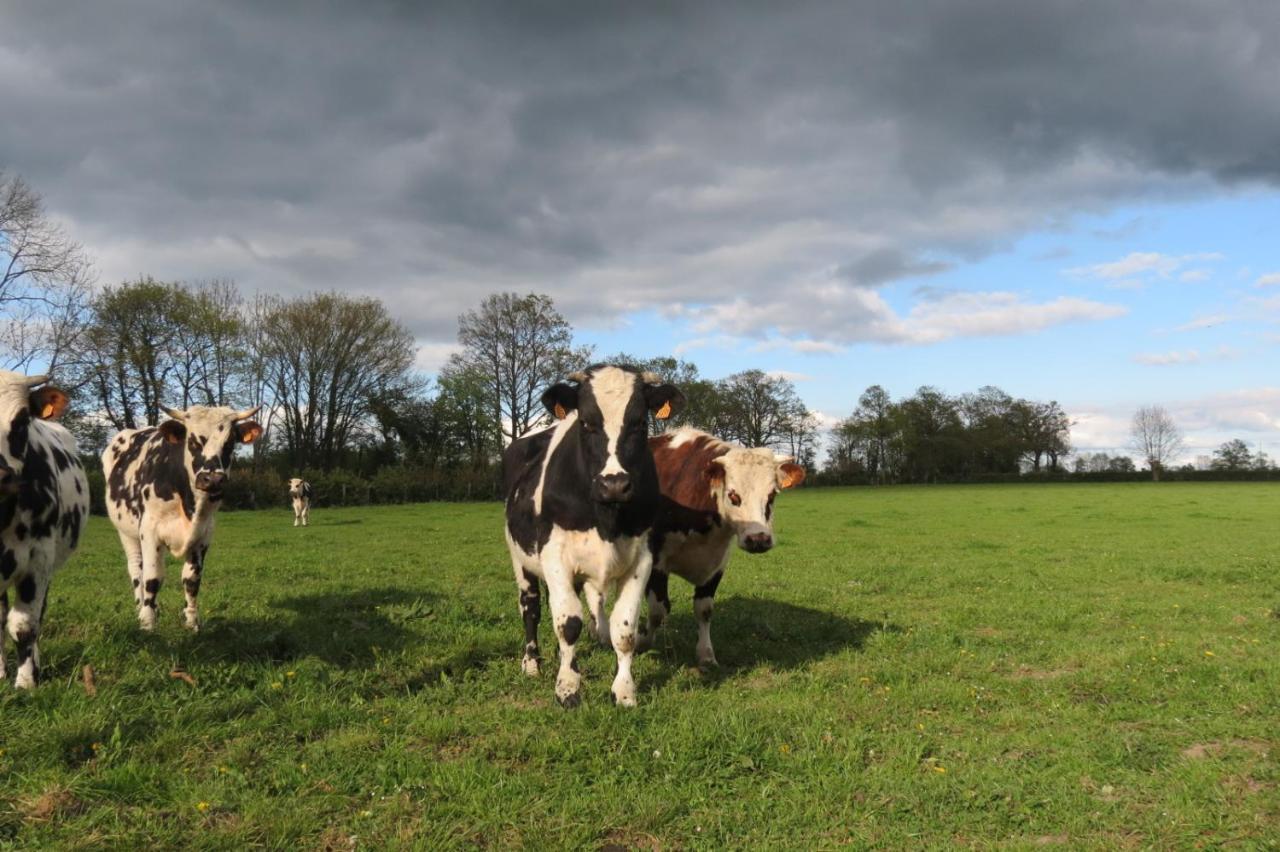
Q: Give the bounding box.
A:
[1,483,1277,848]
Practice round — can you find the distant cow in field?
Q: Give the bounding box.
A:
[102,405,262,631]
[503,365,683,707]
[623,427,805,668]
[0,372,89,688]
[288,478,311,527]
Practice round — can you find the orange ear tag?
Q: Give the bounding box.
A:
[655,400,672,420]
[554,403,567,419]
[42,404,56,418]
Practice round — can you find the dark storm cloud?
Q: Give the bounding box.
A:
[2,0,1277,348]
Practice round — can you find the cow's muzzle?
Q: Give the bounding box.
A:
[739,526,774,554]
[594,473,633,504]
[195,470,227,493]
[0,465,18,496]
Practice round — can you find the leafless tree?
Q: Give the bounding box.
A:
[0,172,94,370]
[453,292,591,446]
[1129,405,1185,481]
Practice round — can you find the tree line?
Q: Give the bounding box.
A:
[3,171,1275,508]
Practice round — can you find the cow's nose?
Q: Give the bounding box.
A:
[197,470,227,491]
[595,473,633,503]
[742,532,774,553]
[0,466,17,495]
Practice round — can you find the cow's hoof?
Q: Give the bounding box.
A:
[557,691,581,709]
[138,612,157,632]
[697,656,719,671]
[184,615,201,633]
[610,688,636,708]
[14,672,36,690]
[521,655,541,676]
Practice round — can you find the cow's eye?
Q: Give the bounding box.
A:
[581,421,600,434]
[728,490,742,506]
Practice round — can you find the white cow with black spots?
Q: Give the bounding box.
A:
[0,371,89,689]
[102,404,262,631]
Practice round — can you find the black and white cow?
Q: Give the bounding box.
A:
[102,404,262,631]
[503,365,683,708]
[0,371,89,689]
[288,478,311,527]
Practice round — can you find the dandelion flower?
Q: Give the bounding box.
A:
[196,801,210,813]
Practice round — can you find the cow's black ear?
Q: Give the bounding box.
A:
[30,386,70,420]
[158,419,186,445]
[542,384,578,419]
[644,384,685,420]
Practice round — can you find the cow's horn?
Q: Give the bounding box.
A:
[774,453,796,464]
[567,371,588,384]
[640,371,662,385]
[23,374,49,388]
[234,405,262,420]
[162,405,187,421]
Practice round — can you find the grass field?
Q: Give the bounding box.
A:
[1,483,1277,849]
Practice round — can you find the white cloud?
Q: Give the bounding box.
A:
[1255,272,1280,288]
[1067,251,1222,283]
[765,370,813,383]
[1133,349,1201,366]
[1171,313,1229,332]
[414,342,461,374]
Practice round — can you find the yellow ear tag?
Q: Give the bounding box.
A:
[554,403,567,419]
[42,404,55,418]
[655,400,672,420]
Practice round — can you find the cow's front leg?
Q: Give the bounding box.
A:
[515,567,542,676]
[181,544,206,632]
[693,570,724,669]
[544,560,584,708]
[609,552,653,707]
[8,572,49,689]
[0,590,8,680]
[302,504,309,527]
[118,532,144,606]
[584,582,611,648]
[636,569,670,653]
[138,534,165,631]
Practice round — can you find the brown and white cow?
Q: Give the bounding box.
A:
[288,478,311,527]
[0,372,89,688]
[102,405,262,631]
[608,427,805,668]
[503,365,684,708]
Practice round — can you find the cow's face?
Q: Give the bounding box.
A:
[706,448,805,553]
[0,371,71,495]
[159,404,263,497]
[543,365,684,504]
[288,478,306,497]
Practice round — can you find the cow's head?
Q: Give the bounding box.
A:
[705,448,805,553]
[543,365,684,504]
[288,477,306,497]
[0,371,71,496]
[158,404,263,498]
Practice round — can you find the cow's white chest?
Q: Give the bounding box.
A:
[659,527,733,586]
[536,526,647,587]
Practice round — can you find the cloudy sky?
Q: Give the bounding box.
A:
[3,1,1278,462]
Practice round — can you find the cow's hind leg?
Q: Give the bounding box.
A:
[693,570,724,669]
[544,560,584,708]
[584,582,611,648]
[515,567,542,676]
[181,544,207,632]
[119,532,144,606]
[8,572,49,689]
[636,570,670,653]
[138,534,165,631]
[608,553,653,707]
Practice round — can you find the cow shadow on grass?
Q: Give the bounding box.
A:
[165,586,439,669]
[633,596,900,693]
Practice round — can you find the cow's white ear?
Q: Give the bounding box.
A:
[777,462,806,489]
[29,386,70,420]
[158,419,186,445]
[238,421,263,444]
